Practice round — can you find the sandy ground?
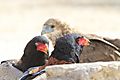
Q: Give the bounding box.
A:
[0,0,120,62]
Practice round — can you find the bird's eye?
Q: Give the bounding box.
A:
[51,25,55,28]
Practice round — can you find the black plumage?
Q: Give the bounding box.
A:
[51,34,82,63]
[19,33,90,80]
[13,36,49,72]
[48,33,89,65]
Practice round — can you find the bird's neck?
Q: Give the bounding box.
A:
[13,53,47,72]
[13,55,33,72]
[13,60,26,72]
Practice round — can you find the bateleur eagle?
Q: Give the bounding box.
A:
[25,33,90,77]
[0,35,49,80]
[48,33,90,65]
[13,35,49,72]
[41,18,120,62]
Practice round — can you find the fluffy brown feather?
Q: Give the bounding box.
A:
[43,18,77,45]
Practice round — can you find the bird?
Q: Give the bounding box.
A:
[0,35,49,80]
[41,18,120,63]
[19,33,90,80]
[47,33,90,65]
[26,33,89,76]
[41,18,75,46]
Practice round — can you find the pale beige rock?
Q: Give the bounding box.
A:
[34,61,120,80]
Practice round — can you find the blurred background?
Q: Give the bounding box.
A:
[0,0,120,61]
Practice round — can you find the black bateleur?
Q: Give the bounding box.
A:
[26,33,90,76]
[0,35,49,80]
[48,33,90,65]
[13,35,49,72]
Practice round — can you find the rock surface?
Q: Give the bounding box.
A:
[0,62,23,80]
[35,61,120,80]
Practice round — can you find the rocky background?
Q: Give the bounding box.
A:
[0,0,120,62]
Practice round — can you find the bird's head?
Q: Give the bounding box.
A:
[15,36,49,72]
[22,36,49,60]
[68,34,90,63]
[33,36,49,55]
[49,33,90,64]
[41,18,65,35]
[35,42,48,55]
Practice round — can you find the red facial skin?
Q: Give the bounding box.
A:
[29,37,90,74]
[77,37,90,46]
[35,42,48,55]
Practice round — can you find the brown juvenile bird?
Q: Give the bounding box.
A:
[41,18,120,62]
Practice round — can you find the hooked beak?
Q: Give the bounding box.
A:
[41,26,47,35]
[35,42,48,55]
[41,25,54,35]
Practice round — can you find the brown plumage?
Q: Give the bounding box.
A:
[104,38,120,49]
[41,18,120,62]
[42,18,77,45]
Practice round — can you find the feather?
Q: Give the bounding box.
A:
[41,18,120,62]
[0,35,49,79]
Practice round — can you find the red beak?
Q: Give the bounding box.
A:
[77,37,90,46]
[35,42,48,55]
